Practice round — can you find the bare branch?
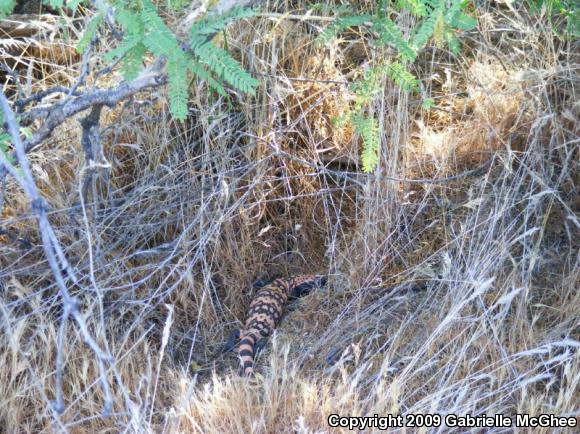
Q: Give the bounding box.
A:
[80,104,104,163]
[18,60,167,154]
[14,87,82,112]
[68,35,97,97]
[54,304,70,414]
[0,91,114,416]
[0,63,24,100]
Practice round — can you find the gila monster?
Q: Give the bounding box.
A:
[227,274,327,376]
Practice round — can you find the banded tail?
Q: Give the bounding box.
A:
[235,274,326,376]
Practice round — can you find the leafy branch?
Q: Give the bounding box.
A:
[317,0,478,172]
[0,0,260,164]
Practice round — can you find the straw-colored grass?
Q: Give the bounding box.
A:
[0,0,578,432]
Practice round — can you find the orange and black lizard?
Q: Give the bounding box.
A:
[225,274,327,376]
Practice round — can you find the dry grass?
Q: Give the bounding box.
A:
[0,0,578,432]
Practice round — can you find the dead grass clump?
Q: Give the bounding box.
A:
[272,19,355,161]
[416,61,528,169]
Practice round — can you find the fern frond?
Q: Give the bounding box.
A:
[141,2,187,65]
[189,6,257,53]
[396,0,428,17]
[142,31,181,59]
[189,34,213,53]
[140,0,188,67]
[0,132,9,154]
[167,58,189,121]
[166,0,190,11]
[0,137,16,166]
[121,42,146,80]
[194,43,258,94]
[92,0,258,119]
[0,0,16,18]
[116,8,144,35]
[446,30,460,54]
[411,0,443,50]
[448,12,477,30]
[76,13,103,53]
[373,18,416,61]
[104,33,141,62]
[351,64,389,103]
[316,14,373,44]
[140,0,191,119]
[422,97,435,109]
[140,0,180,53]
[100,3,148,78]
[140,0,185,55]
[387,62,419,92]
[0,111,8,152]
[445,2,478,30]
[188,62,228,96]
[353,114,380,173]
[140,0,166,27]
[189,6,257,39]
[433,13,448,48]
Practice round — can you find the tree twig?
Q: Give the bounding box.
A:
[68,35,97,97]
[18,59,167,154]
[0,64,24,100]
[0,91,114,416]
[14,86,82,112]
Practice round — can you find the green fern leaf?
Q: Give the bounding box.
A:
[104,34,141,62]
[411,0,443,50]
[567,9,580,36]
[102,3,147,78]
[76,13,103,54]
[142,31,179,58]
[433,13,447,48]
[116,8,144,35]
[188,62,228,96]
[387,62,419,92]
[167,58,189,121]
[446,30,461,54]
[0,0,16,18]
[316,14,373,44]
[374,18,416,61]
[194,43,258,94]
[353,114,380,173]
[331,113,349,128]
[0,112,9,154]
[445,2,477,30]
[189,6,257,39]
[140,0,191,119]
[121,42,146,80]
[189,6,257,53]
[351,64,389,103]
[166,0,190,11]
[0,111,17,167]
[422,98,435,110]
[140,0,179,50]
[396,0,428,17]
[0,132,10,154]
[141,0,188,71]
[448,12,477,30]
